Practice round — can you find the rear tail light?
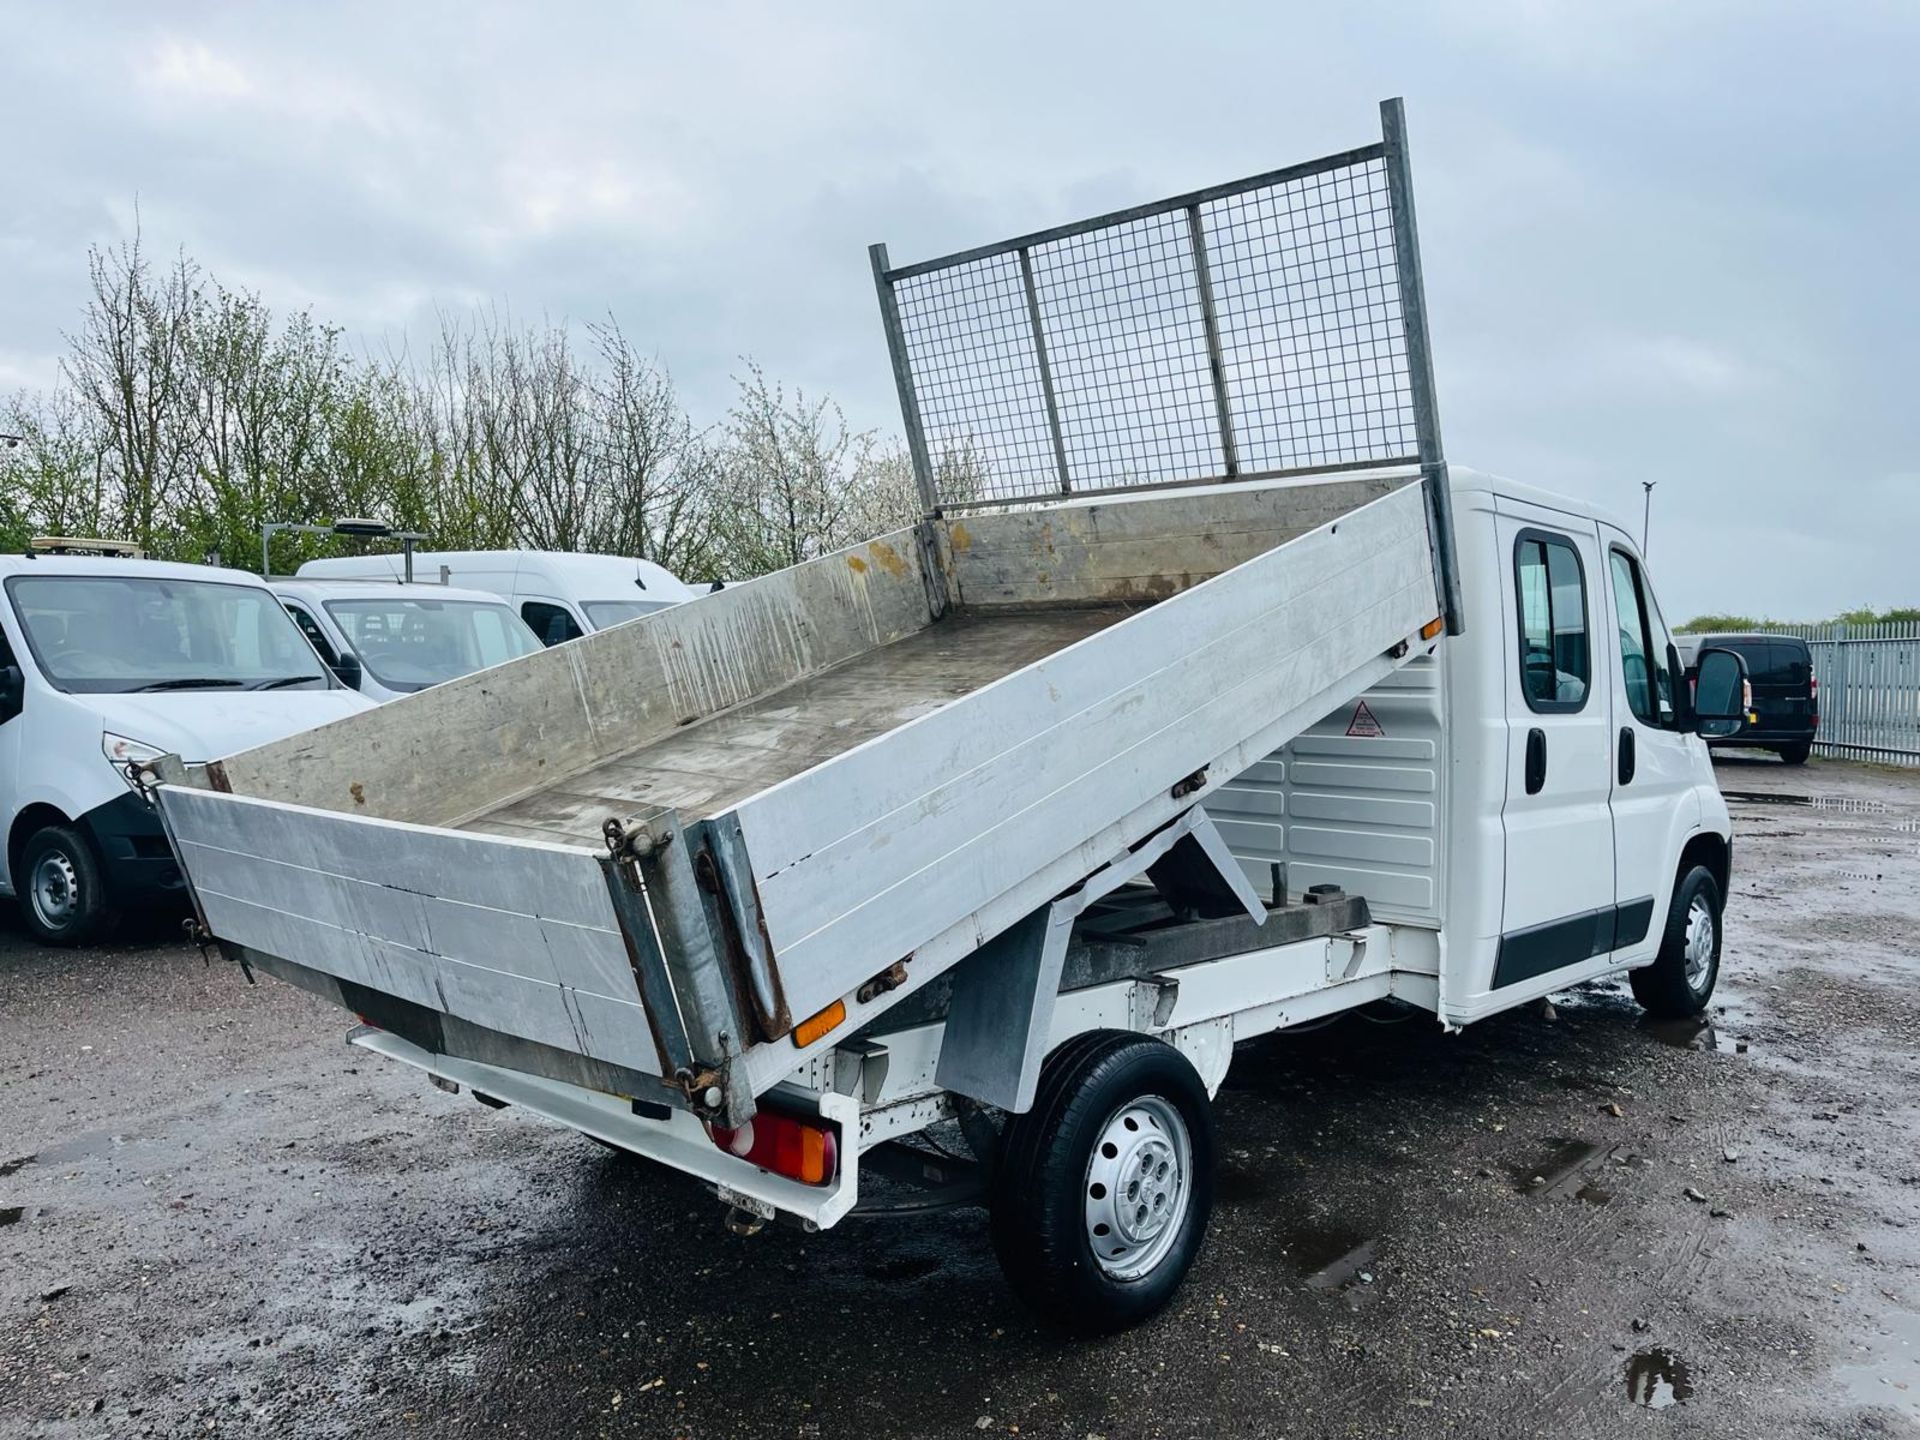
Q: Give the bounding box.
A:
[709,1108,838,1186]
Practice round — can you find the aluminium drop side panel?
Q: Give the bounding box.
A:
[199,526,937,829]
[730,482,1440,1028]
[155,786,662,1078]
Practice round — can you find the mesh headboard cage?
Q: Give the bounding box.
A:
[871,98,1447,521]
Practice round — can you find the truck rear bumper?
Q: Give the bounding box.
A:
[348,1026,862,1230]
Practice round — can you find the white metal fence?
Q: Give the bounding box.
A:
[1766,621,1920,766]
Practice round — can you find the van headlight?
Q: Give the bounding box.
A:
[102,733,165,788]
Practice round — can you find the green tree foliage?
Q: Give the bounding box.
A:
[0,235,928,583]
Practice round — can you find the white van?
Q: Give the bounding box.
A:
[268,578,544,702]
[0,554,373,944]
[295,551,700,646]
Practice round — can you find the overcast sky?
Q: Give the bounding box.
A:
[4,2,1915,620]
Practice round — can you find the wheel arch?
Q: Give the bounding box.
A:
[8,802,79,889]
[1676,829,1730,904]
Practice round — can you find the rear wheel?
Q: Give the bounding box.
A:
[989,1031,1214,1333]
[1630,866,1722,1018]
[1777,742,1811,765]
[18,823,120,946]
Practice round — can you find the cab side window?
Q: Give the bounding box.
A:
[283,602,340,667]
[521,601,583,646]
[1609,550,1678,729]
[1514,532,1590,712]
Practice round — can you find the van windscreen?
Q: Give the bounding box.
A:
[6,575,331,694]
[324,598,542,692]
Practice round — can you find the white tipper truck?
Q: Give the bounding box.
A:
[141,99,1754,1332]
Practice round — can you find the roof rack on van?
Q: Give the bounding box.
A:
[262,518,428,580]
[28,536,148,558]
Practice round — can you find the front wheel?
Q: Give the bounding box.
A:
[1777,742,1811,766]
[989,1031,1215,1333]
[1630,865,1722,1018]
[18,823,120,946]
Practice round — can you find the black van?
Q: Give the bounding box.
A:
[1678,633,1819,764]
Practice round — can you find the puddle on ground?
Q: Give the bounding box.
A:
[1813,795,1893,815]
[32,1132,128,1165]
[1625,1348,1693,1409]
[1510,1138,1600,1196]
[1574,1181,1613,1207]
[1278,1224,1377,1290]
[0,1205,44,1227]
[1639,1014,1742,1053]
[1721,790,1899,817]
[1831,1302,1920,1416]
[0,1155,35,1178]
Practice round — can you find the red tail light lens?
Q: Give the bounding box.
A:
[709,1108,838,1186]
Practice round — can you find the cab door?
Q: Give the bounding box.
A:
[0,612,25,884]
[1495,506,1617,988]
[1601,537,1700,964]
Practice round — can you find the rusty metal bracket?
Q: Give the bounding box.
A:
[856,960,910,1006]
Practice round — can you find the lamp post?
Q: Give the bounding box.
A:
[1641,481,1656,558]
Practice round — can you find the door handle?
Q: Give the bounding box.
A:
[1525,728,1547,794]
[1618,727,1636,785]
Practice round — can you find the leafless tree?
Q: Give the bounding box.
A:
[61,228,200,552]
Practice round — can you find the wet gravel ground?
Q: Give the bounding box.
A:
[2,753,1918,1438]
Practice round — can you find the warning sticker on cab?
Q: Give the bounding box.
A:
[1345,700,1385,738]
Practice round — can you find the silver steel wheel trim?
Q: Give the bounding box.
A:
[30,849,79,930]
[1083,1094,1192,1281]
[1682,893,1715,989]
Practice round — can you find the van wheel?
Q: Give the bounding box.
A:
[1777,742,1810,766]
[1630,866,1722,1018]
[18,823,120,946]
[989,1031,1215,1333]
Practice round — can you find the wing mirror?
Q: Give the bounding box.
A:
[330,653,364,691]
[1690,646,1751,738]
[0,664,23,724]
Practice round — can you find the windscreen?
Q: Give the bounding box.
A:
[323,597,543,692]
[581,599,677,629]
[6,574,332,694]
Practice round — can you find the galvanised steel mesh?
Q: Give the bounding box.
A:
[880,144,1420,508]
[1200,155,1413,476]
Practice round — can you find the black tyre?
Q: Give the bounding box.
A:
[990,1031,1215,1333]
[17,823,120,946]
[1777,742,1811,766]
[1629,865,1722,1018]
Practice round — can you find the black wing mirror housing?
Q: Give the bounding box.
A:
[1691,646,1751,738]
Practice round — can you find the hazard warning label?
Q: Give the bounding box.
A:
[1345,700,1385,738]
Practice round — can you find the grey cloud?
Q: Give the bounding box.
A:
[4,1,1916,618]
